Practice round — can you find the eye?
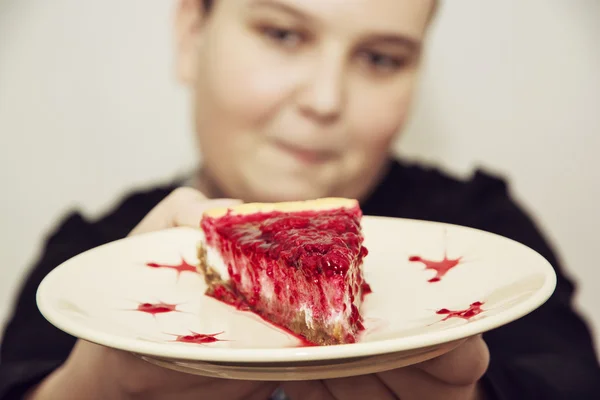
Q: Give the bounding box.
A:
[261,26,304,48]
[358,51,408,74]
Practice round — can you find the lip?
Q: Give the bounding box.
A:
[272,141,334,165]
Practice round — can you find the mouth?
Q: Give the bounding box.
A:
[272,140,335,165]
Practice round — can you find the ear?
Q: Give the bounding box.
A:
[174,0,209,86]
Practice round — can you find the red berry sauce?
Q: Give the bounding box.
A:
[145,257,197,278]
[136,302,178,315]
[174,331,224,344]
[409,253,462,283]
[436,301,484,321]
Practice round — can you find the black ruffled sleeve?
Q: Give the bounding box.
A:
[0,186,173,399]
[465,171,600,399]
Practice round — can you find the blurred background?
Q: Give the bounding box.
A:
[1,0,599,355]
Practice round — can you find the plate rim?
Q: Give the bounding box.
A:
[36,217,557,363]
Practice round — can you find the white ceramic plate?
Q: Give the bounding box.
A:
[36,216,556,380]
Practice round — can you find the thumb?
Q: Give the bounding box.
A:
[129,187,242,236]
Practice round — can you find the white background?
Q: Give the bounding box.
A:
[1,0,599,355]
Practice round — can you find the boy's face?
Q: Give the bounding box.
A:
[177,0,434,202]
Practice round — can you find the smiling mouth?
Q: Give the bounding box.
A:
[273,141,335,165]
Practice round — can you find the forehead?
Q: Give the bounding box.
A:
[240,0,435,39]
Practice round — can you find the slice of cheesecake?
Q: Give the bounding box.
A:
[197,198,371,345]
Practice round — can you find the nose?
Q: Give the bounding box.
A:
[295,51,346,124]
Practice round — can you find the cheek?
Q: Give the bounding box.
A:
[348,80,414,152]
[203,35,298,126]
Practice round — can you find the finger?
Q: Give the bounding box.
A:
[280,380,335,400]
[129,187,241,236]
[197,380,278,400]
[160,381,278,400]
[243,383,282,400]
[172,195,242,228]
[378,367,479,400]
[324,375,397,400]
[415,336,489,385]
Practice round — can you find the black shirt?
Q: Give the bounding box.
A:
[2,160,599,399]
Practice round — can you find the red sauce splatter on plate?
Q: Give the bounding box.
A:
[146,257,197,278]
[174,331,224,344]
[409,253,462,283]
[136,302,178,315]
[436,301,484,321]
